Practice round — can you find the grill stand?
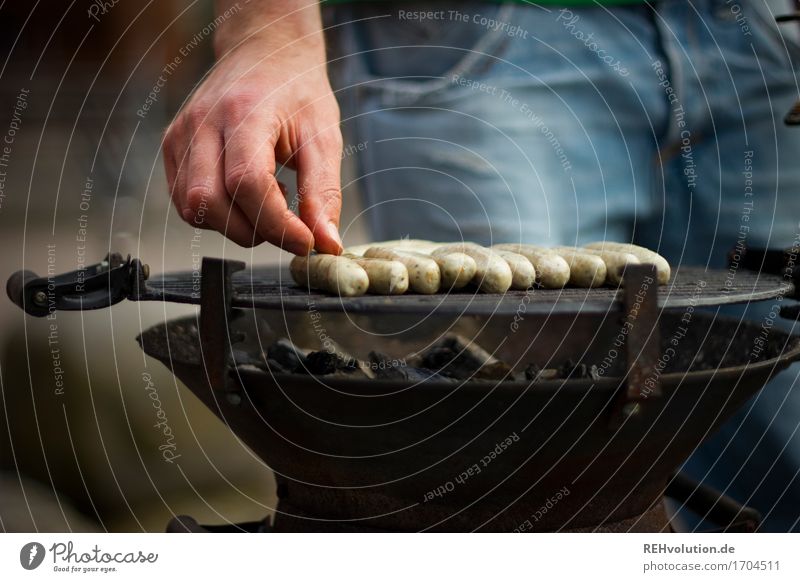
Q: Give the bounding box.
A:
[165,475,760,533]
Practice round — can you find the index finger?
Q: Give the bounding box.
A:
[223,123,315,255]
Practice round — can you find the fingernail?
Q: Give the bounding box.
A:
[326,222,343,251]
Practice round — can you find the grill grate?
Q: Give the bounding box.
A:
[143,265,793,316]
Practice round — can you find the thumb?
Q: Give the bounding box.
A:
[296,126,344,255]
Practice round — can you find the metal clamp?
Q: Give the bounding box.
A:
[199,257,246,400]
[609,263,661,429]
[6,253,148,317]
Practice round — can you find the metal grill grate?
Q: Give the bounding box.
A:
[143,265,794,316]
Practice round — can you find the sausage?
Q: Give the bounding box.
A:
[342,253,409,295]
[345,239,438,256]
[434,252,477,290]
[549,247,607,287]
[583,242,670,284]
[431,243,513,293]
[363,247,441,294]
[290,254,369,297]
[493,249,536,290]
[492,244,570,289]
[571,248,640,286]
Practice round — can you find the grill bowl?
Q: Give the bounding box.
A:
[139,310,800,531]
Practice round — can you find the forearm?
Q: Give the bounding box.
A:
[213,0,324,59]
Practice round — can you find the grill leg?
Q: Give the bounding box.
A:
[666,472,761,532]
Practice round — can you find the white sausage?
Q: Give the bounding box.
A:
[364,247,441,294]
[550,247,607,288]
[492,244,570,289]
[573,248,640,286]
[493,249,536,290]
[433,252,477,290]
[583,242,670,284]
[290,254,369,297]
[342,253,409,295]
[431,243,513,293]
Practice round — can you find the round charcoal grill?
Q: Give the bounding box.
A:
[7,246,800,532]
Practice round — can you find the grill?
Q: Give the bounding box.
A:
[10,256,791,317]
[7,245,800,532]
[150,264,790,315]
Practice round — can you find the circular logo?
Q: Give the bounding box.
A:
[19,542,46,570]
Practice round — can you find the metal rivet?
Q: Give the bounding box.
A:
[226,392,242,406]
[33,291,47,306]
[142,263,150,280]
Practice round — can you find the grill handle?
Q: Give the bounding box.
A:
[6,269,39,313]
[731,244,799,290]
[5,253,148,317]
[731,244,800,319]
[666,472,761,532]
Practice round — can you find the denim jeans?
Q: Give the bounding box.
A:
[324,0,800,530]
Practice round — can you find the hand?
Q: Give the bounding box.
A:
[163,1,343,255]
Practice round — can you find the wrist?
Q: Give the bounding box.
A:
[213,0,324,60]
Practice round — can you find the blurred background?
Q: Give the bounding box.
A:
[0,1,369,532]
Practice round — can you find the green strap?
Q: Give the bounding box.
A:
[322,1,647,5]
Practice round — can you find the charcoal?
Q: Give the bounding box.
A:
[326,340,375,379]
[415,333,512,380]
[304,350,360,375]
[369,351,450,382]
[265,358,290,374]
[557,359,601,381]
[524,363,541,381]
[267,338,308,372]
[522,364,560,382]
[588,365,602,382]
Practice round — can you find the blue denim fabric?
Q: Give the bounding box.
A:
[324,0,800,530]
